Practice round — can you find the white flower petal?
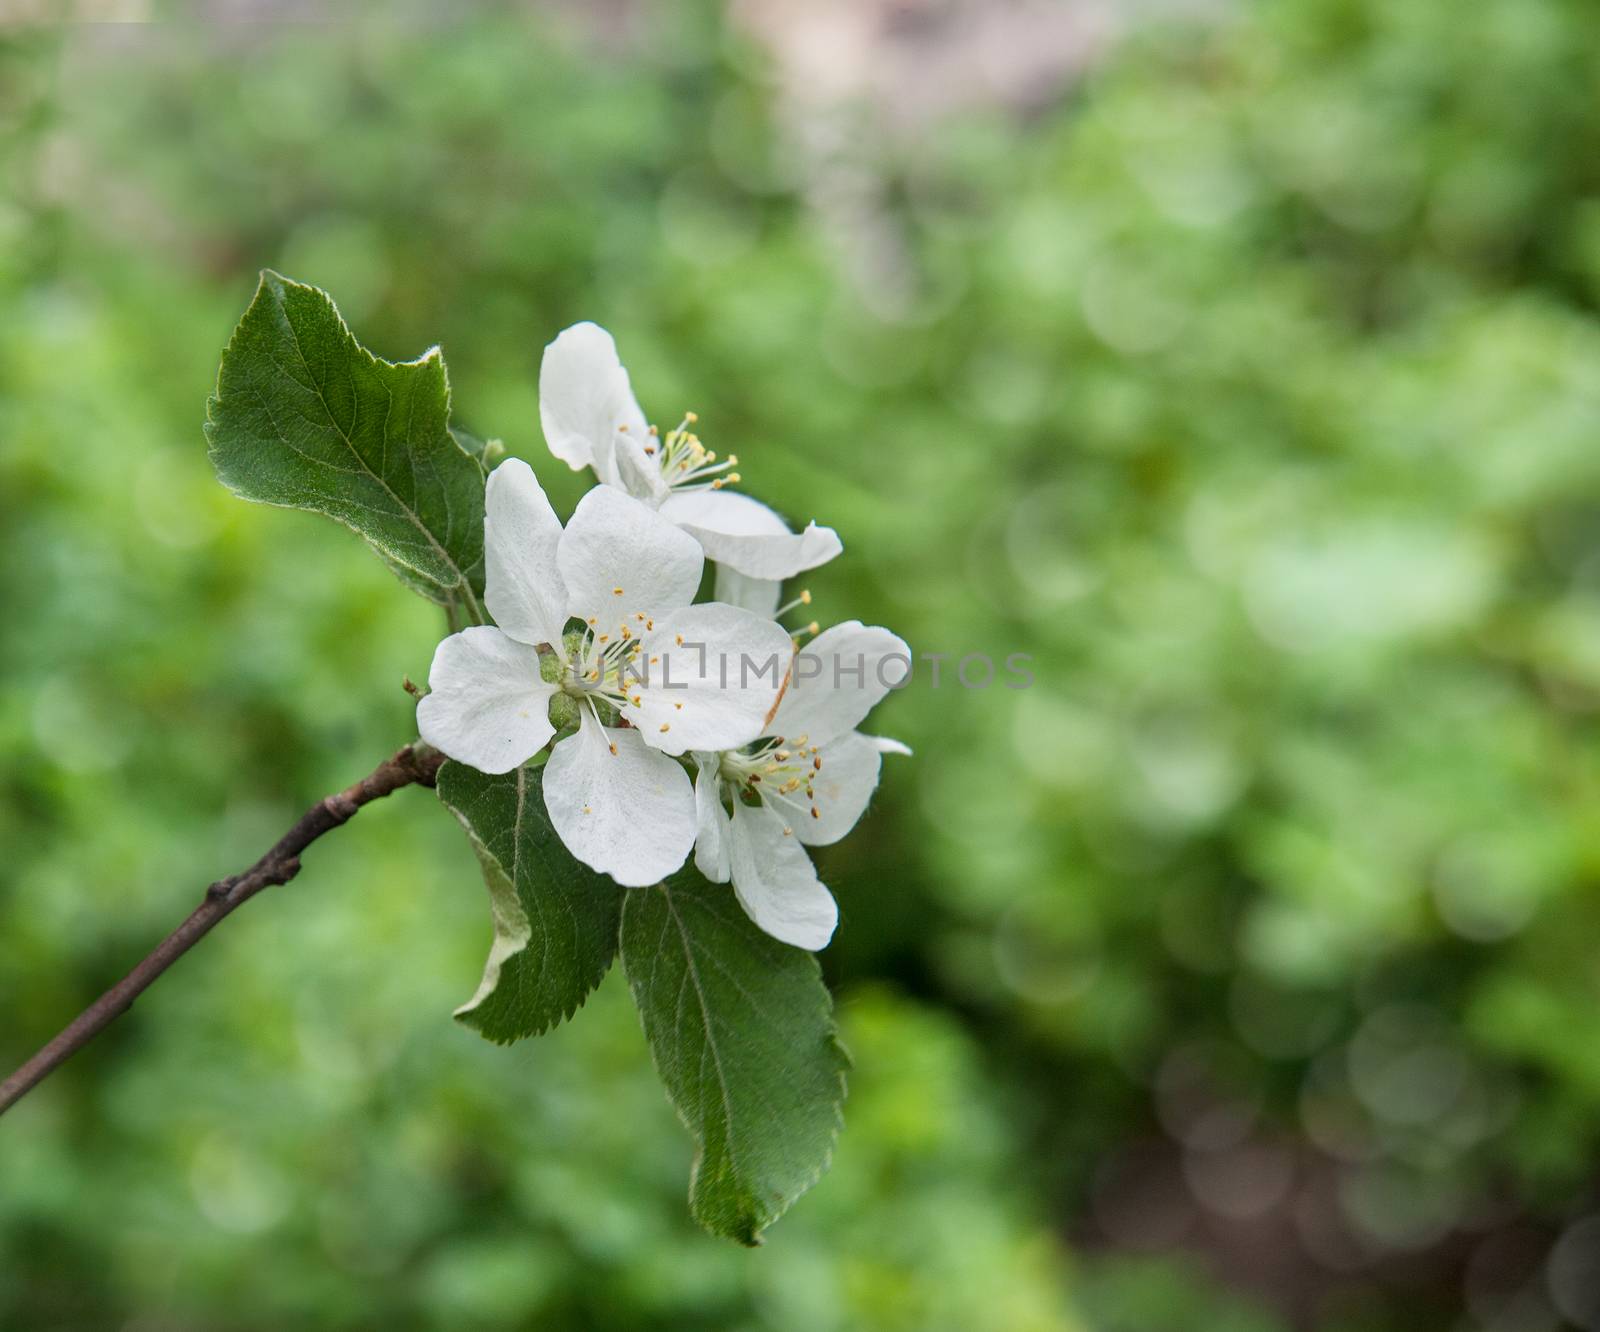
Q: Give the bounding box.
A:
[613,431,672,506]
[557,485,703,625]
[692,751,732,883]
[483,458,567,648]
[660,489,788,537]
[630,603,794,755]
[868,735,913,757]
[417,627,556,774]
[712,563,783,618]
[659,490,842,581]
[762,729,883,847]
[727,800,838,951]
[769,621,912,749]
[543,710,696,887]
[539,322,648,488]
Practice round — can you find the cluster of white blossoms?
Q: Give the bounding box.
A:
[417,324,908,950]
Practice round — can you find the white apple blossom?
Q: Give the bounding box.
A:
[417,457,793,888]
[539,321,841,610]
[690,621,911,950]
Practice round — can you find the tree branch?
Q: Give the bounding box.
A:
[0,741,446,1119]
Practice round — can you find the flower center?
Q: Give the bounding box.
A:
[555,614,653,716]
[641,412,741,494]
[719,734,823,833]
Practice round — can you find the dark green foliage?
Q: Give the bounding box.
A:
[206,272,486,617]
[621,871,848,1244]
[436,760,623,1043]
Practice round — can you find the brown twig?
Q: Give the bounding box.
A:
[0,742,445,1118]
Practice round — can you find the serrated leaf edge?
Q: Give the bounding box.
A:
[622,880,850,1245]
[202,269,483,612]
[436,761,612,1043]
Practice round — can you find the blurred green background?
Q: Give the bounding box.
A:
[6,1,1600,1328]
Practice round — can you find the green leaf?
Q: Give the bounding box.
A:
[436,759,624,1042]
[204,270,486,616]
[620,871,849,1245]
